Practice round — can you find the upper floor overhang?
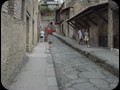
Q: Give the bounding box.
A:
[67,2,108,29]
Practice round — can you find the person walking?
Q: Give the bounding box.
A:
[78,29,83,45]
[40,30,45,42]
[47,22,55,34]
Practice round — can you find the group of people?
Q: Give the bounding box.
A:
[39,22,55,42]
[39,22,90,47]
[78,29,90,47]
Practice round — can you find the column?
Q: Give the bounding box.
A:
[108,5,114,49]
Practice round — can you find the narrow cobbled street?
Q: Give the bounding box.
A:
[8,35,118,90]
[9,42,58,90]
[49,35,119,90]
[1,0,119,90]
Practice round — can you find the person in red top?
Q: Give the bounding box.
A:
[47,22,55,34]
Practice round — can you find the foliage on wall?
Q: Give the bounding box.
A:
[39,4,54,16]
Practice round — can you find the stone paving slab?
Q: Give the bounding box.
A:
[9,42,58,90]
[48,86,59,90]
[48,35,119,90]
[53,33,119,77]
[47,76,58,86]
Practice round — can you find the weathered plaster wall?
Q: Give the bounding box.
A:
[89,23,99,47]
[1,12,26,88]
[26,0,34,52]
[55,24,61,34]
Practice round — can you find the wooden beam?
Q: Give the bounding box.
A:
[94,11,108,23]
[70,21,80,29]
[86,16,98,26]
[69,23,77,29]
[78,18,90,27]
[74,22,83,29]
[75,20,86,28]
[96,7,108,13]
[68,9,93,22]
[68,22,77,30]
[72,20,83,29]
[74,10,93,21]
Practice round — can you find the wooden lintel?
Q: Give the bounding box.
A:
[86,16,98,26]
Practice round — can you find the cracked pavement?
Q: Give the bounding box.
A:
[49,35,119,90]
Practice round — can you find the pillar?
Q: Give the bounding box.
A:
[108,4,114,49]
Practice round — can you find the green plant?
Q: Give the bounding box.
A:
[39,4,54,16]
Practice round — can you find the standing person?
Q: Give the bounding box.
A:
[84,29,89,47]
[40,30,45,42]
[78,29,83,45]
[47,22,55,34]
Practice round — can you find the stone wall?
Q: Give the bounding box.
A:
[73,29,79,41]
[2,0,24,20]
[33,0,39,46]
[26,0,34,52]
[89,11,108,47]
[37,12,42,41]
[1,0,39,88]
[113,10,119,48]
[55,24,61,34]
[62,21,69,37]
[1,12,26,88]
[89,23,99,47]
[13,0,22,19]
[68,25,74,38]
[2,1,8,13]
[66,0,109,47]
[108,0,119,49]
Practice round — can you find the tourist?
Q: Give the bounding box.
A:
[40,30,45,42]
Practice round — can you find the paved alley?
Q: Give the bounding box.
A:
[49,35,119,90]
[9,42,58,90]
[8,35,119,90]
[1,0,119,90]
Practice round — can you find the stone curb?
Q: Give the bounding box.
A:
[53,34,119,77]
[46,43,59,90]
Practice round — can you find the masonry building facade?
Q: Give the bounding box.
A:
[55,0,119,50]
[1,0,40,88]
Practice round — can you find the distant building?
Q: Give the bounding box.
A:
[40,0,60,9]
